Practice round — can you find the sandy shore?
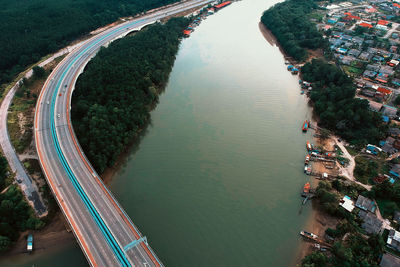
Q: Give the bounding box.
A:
[293,202,338,265]
[292,134,339,266]
[259,22,297,65]
[0,212,75,258]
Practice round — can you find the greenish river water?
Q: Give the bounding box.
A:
[0,0,317,266]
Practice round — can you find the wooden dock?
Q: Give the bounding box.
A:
[300,232,332,248]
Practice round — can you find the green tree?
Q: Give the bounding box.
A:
[71,18,190,173]
[301,251,327,267]
[32,66,45,79]
[0,236,10,252]
[395,95,400,105]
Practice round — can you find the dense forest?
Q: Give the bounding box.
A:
[72,18,189,173]
[260,0,327,61]
[301,59,385,144]
[0,0,179,87]
[0,155,43,252]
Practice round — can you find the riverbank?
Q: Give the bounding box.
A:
[259,18,354,266]
[294,202,338,265]
[259,22,297,65]
[0,213,74,258]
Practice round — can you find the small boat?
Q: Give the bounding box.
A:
[306,141,312,151]
[302,120,309,132]
[300,91,304,95]
[300,230,318,240]
[304,166,308,173]
[303,182,310,195]
[287,65,294,71]
[305,154,310,165]
[291,68,299,74]
[27,234,33,253]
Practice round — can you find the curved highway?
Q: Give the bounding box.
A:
[34,1,213,266]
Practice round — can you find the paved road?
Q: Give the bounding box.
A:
[383,22,399,39]
[0,29,89,216]
[34,1,213,266]
[0,81,47,216]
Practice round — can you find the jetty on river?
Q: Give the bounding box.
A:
[300,231,332,248]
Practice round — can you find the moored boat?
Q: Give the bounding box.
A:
[300,230,318,240]
[305,154,310,165]
[303,182,310,195]
[306,141,312,151]
[27,234,33,253]
[302,120,309,132]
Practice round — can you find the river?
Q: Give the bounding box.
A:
[1,0,316,266]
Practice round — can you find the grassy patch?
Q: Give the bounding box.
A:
[343,66,363,76]
[7,72,48,154]
[23,159,42,175]
[345,146,359,156]
[377,198,399,219]
[308,11,324,22]
[354,156,390,184]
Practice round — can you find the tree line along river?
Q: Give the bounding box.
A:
[1,0,316,266]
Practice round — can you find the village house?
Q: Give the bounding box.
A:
[391,78,400,87]
[362,88,376,97]
[339,195,355,212]
[394,211,400,224]
[390,164,400,178]
[341,55,356,65]
[359,51,373,61]
[379,66,395,76]
[369,100,383,112]
[366,63,381,72]
[388,127,400,138]
[376,73,389,83]
[375,87,392,100]
[352,36,365,46]
[387,230,400,251]
[381,136,397,154]
[393,139,400,150]
[348,48,361,57]
[382,105,398,118]
[380,253,400,267]
[387,59,399,67]
[363,70,377,79]
[358,210,383,234]
[355,195,376,212]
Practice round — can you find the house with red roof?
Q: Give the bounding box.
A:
[343,12,360,21]
[377,87,392,96]
[359,22,373,28]
[215,1,231,9]
[378,20,389,26]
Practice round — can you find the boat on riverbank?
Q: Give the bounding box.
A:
[302,182,310,195]
[305,154,310,165]
[27,234,33,253]
[302,120,309,132]
[306,141,312,151]
[300,230,318,240]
